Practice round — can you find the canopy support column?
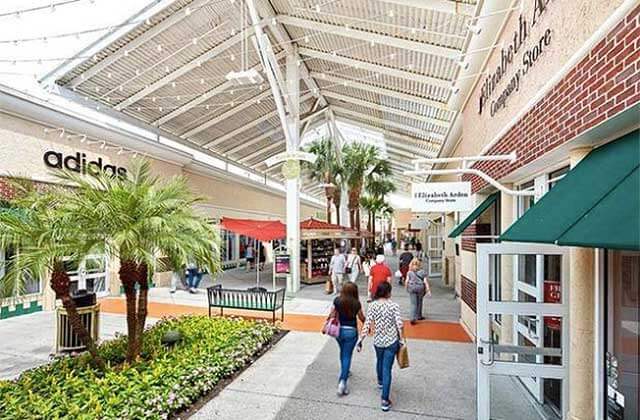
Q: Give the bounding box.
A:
[285,52,301,295]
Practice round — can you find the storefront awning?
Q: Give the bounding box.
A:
[220,217,286,241]
[500,130,639,250]
[448,193,499,238]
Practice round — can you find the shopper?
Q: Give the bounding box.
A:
[368,255,392,302]
[186,262,203,294]
[406,258,431,324]
[245,243,255,271]
[346,247,362,283]
[415,240,423,260]
[391,238,397,256]
[329,247,346,295]
[327,282,365,396]
[398,244,414,285]
[357,282,405,412]
[259,242,266,270]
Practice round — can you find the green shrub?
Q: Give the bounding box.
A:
[0,316,277,419]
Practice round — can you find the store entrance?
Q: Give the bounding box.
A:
[477,242,570,420]
[605,251,639,420]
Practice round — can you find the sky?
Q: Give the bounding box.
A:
[0,0,154,91]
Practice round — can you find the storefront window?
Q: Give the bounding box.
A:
[64,255,108,295]
[0,246,41,298]
[606,251,639,420]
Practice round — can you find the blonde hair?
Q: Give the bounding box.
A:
[409,258,422,271]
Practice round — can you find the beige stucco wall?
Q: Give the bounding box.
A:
[461,0,625,156]
[0,112,323,307]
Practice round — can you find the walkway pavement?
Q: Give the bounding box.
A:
[192,331,477,420]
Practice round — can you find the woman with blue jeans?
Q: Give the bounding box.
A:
[327,282,365,396]
[358,282,405,412]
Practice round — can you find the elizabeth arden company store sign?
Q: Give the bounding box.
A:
[411,182,473,213]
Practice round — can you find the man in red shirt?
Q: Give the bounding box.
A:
[368,255,392,301]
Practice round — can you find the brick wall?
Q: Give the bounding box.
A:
[0,179,16,201]
[461,224,478,253]
[464,6,640,193]
[461,275,477,313]
[461,223,493,253]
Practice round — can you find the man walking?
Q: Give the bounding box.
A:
[398,244,414,286]
[329,247,346,295]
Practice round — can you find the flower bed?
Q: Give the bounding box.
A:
[0,316,278,419]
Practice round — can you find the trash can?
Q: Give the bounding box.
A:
[55,291,100,353]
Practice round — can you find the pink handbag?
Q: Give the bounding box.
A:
[322,318,340,337]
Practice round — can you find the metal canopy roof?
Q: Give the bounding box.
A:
[51,0,482,198]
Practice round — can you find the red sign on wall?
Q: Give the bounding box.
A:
[544,280,561,330]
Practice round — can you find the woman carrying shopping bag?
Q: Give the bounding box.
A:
[405,258,432,324]
[357,282,405,412]
[323,282,365,396]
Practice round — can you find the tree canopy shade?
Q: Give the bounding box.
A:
[501,130,639,250]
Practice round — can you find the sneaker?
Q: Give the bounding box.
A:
[189,288,197,294]
[410,320,416,325]
[170,288,176,294]
[381,400,392,412]
[337,380,346,396]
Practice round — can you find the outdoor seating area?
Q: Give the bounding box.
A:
[207,284,286,322]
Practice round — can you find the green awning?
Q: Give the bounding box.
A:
[448,193,499,238]
[501,130,640,250]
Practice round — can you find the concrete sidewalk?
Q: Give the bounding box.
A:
[154,255,460,322]
[192,331,477,420]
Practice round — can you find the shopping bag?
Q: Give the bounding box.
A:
[322,318,340,337]
[394,270,402,278]
[325,279,334,294]
[396,343,409,369]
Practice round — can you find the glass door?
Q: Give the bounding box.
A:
[427,235,443,277]
[477,242,569,420]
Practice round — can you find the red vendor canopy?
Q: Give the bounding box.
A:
[220,217,286,241]
[300,218,352,230]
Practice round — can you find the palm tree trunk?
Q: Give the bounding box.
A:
[371,211,377,243]
[326,198,332,223]
[119,259,138,364]
[134,262,149,359]
[335,205,341,225]
[60,294,106,369]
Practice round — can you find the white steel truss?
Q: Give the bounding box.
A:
[323,90,450,128]
[310,72,451,111]
[298,47,452,88]
[114,25,264,111]
[277,15,460,59]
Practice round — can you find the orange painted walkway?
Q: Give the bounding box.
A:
[99,298,471,343]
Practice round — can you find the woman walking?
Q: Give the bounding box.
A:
[327,282,365,396]
[357,282,405,412]
[406,258,431,324]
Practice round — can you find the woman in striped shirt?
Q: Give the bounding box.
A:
[357,282,405,412]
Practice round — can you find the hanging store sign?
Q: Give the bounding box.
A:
[478,0,555,116]
[411,182,473,212]
[264,151,317,167]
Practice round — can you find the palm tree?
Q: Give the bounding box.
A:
[56,160,220,363]
[0,181,106,369]
[342,143,388,230]
[364,165,396,241]
[303,137,342,223]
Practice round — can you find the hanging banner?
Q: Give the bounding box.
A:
[411,182,473,212]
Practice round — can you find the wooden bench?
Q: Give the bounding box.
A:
[206,285,286,323]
